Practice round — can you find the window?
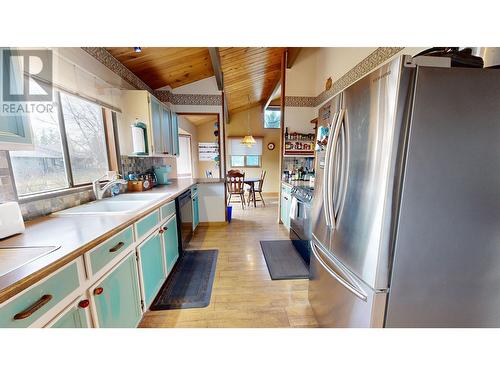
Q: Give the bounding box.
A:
[264,107,281,128]
[60,92,109,185]
[229,138,262,168]
[10,91,111,196]
[230,155,261,168]
[10,111,69,195]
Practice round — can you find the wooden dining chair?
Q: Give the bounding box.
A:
[226,171,246,209]
[248,170,267,207]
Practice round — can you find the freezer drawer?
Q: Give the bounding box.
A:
[308,241,386,328]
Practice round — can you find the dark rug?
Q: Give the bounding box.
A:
[150,250,218,310]
[260,240,309,280]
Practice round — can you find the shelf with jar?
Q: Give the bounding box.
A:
[283,128,315,156]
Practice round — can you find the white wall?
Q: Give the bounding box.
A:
[198,182,226,223]
[171,76,221,95]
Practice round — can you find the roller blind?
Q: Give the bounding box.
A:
[229,138,262,156]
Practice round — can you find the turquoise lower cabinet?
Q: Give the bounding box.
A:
[192,195,200,230]
[92,252,142,328]
[50,299,90,328]
[137,232,165,307]
[0,261,80,328]
[162,216,179,274]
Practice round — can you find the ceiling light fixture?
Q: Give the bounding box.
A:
[240,95,256,148]
[133,47,142,53]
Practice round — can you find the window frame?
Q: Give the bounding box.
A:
[9,89,113,199]
[230,155,262,168]
[263,106,281,129]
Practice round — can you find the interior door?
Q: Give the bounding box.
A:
[328,57,408,290]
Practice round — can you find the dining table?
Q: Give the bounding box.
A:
[244,177,261,208]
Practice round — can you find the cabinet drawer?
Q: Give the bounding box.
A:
[160,200,176,220]
[135,210,160,240]
[0,261,80,328]
[88,226,134,275]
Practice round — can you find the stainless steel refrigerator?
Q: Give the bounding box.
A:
[309,55,500,327]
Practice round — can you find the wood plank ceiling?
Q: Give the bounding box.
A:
[105,47,288,116]
[105,47,214,89]
[218,47,285,114]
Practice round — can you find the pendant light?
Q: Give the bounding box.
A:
[241,95,256,148]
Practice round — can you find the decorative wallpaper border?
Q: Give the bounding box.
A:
[169,93,222,106]
[81,47,154,93]
[285,96,316,107]
[315,47,404,106]
[284,47,404,108]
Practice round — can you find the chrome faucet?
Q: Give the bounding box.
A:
[92,172,128,200]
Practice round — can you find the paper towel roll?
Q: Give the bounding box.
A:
[131,126,146,154]
[0,202,25,239]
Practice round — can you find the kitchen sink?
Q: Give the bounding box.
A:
[111,193,167,201]
[53,200,151,216]
[0,246,61,277]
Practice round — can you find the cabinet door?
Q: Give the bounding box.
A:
[49,298,90,328]
[150,96,163,154]
[137,232,165,307]
[0,49,33,149]
[192,195,199,230]
[161,216,179,274]
[281,194,291,229]
[161,106,173,155]
[92,252,142,328]
[171,112,179,156]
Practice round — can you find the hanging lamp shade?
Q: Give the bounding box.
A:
[241,135,256,147]
[240,95,256,148]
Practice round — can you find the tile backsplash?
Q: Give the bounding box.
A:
[120,155,177,177]
[0,152,178,221]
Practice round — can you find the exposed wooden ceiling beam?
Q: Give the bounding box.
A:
[208,47,223,90]
[208,47,229,124]
[264,80,281,109]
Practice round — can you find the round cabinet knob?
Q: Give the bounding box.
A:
[163,226,168,231]
[78,299,90,309]
[94,287,104,295]
[159,229,164,234]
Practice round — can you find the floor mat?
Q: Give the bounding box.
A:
[150,250,218,310]
[260,240,309,280]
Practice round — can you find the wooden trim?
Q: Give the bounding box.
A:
[286,47,302,69]
[278,50,287,224]
[197,221,228,227]
[222,92,228,222]
[176,111,222,179]
[264,81,282,109]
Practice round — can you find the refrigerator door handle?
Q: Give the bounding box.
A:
[329,109,345,228]
[334,110,349,222]
[323,111,338,228]
[312,242,368,302]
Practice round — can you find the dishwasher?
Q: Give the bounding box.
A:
[176,190,193,251]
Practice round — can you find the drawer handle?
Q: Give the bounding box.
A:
[78,299,90,309]
[94,287,104,295]
[13,294,53,320]
[109,241,125,253]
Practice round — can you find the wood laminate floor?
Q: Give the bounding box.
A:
[139,194,318,328]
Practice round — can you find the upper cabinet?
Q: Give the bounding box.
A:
[0,48,33,151]
[119,90,179,157]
